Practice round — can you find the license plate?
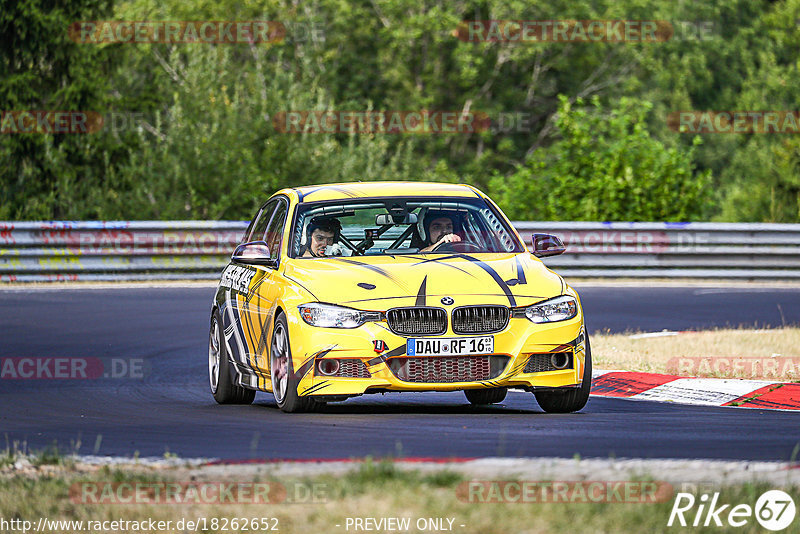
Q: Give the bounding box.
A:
[406,336,494,356]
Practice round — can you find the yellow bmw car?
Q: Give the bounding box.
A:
[208,182,590,413]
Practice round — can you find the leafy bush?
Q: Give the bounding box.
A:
[489,96,712,221]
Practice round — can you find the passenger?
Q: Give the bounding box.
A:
[301,217,341,257]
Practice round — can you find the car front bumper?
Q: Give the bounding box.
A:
[283,312,587,397]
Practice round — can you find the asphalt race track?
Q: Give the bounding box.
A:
[1,285,799,461]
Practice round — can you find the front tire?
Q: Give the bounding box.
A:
[209,311,255,405]
[465,387,507,405]
[534,336,592,413]
[270,312,314,413]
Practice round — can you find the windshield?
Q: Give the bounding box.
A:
[290,197,523,258]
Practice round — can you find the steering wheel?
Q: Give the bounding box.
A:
[432,240,482,253]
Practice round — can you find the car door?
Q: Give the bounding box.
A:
[222,197,287,388]
[248,197,288,378]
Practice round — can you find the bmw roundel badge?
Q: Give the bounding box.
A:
[441,296,454,305]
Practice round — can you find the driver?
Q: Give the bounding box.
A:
[301,217,341,257]
[420,211,462,252]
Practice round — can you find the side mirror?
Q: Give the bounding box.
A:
[531,233,566,258]
[231,241,276,266]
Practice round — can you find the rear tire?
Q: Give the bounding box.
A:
[270,312,315,413]
[464,387,507,405]
[534,336,592,413]
[209,311,256,405]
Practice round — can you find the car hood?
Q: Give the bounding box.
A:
[281,253,564,310]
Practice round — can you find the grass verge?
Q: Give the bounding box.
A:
[2,458,800,534]
[592,327,800,380]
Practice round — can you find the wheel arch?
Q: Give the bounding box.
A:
[263,303,287,362]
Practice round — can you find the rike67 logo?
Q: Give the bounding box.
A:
[668,490,796,531]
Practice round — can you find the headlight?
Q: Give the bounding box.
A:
[298,303,381,328]
[523,295,578,323]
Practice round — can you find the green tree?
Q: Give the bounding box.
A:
[96,45,450,219]
[4,0,800,222]
[0,0,119,218]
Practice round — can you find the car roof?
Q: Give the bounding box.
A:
[283,182,482,203]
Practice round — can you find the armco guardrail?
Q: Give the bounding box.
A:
[514,221,800,278]
[1,221,799,282]
[0,221,247,282]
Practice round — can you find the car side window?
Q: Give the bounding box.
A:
[241,208,262,244]
[264,199,288,260]
[248,200,277,243]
